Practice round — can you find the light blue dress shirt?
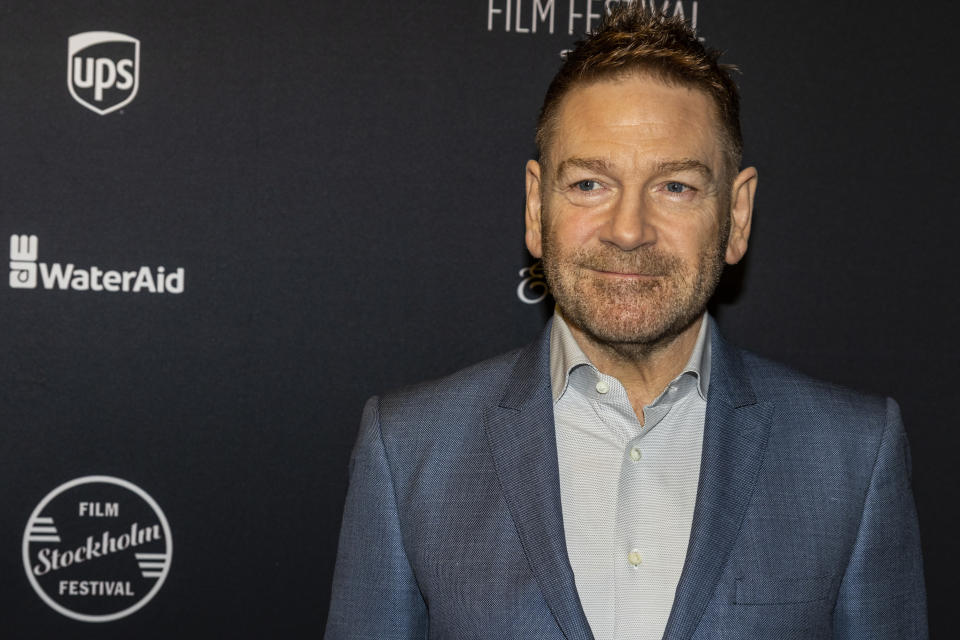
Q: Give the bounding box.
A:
[551,312,711,640]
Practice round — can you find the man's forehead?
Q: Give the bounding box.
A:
[546,76,724,177]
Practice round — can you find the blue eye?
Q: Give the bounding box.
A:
[665,182,689,193]
[575,180,600,191]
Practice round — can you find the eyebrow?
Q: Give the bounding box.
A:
[554,157,714,182]
[554,157,611,181]
[654,159,714,180]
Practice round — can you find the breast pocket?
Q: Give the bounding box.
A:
[717,576,837,639]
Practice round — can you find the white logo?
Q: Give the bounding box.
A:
[8,235,185,294]
[68,32,140,115]
[23,476,173,622]
[10,234,38,289]
[487,1,702,41]
[517,261,549,304]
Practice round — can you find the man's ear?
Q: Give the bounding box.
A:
[525,159,544,258]
[725,166,758,265]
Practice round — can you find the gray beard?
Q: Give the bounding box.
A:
[540,220,728,360]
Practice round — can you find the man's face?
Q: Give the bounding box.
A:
[525,74,755,351]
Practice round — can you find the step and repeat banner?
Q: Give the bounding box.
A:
[1,1,956,637]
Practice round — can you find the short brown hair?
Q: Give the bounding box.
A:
[536,5,743,177]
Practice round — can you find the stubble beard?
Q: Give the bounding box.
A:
[541,214,729,359]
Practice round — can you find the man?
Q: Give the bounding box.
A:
[325,6,926,639]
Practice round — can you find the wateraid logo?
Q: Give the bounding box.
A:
[67,32,140,115]
[9,235,184,294]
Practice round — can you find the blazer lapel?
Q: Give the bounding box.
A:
[662,321,773,640]
[485,323,594,640]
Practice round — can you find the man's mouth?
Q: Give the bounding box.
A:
[588,267,664,278]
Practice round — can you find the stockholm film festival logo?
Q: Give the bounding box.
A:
[67,31,140,115]
[23,476,173,622]
[8,234,185,294]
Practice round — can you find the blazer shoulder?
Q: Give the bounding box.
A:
[726,347,904,486]
[389,346,524,402]
[374,345,527,436]
[737,347,891,425]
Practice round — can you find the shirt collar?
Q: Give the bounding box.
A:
[549,311,712,404]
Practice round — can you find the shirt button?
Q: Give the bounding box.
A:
[629,447,642,461]
[628,550,642,566]
[595,380,609,394]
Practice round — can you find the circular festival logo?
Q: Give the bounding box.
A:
[22,476,173,622]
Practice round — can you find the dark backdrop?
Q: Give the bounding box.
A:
[1,1,956,637]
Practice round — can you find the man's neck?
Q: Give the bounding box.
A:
[565,315,704,423]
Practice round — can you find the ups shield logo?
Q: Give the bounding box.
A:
[67,32,140,116]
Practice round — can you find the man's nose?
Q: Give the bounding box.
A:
[602,190,657,251]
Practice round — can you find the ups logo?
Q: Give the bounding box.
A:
[67,32,140,116]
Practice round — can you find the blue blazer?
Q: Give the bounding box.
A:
[325,320,927,639]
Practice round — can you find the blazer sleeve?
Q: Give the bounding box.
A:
[324,397,429,640]
[832,398,928,639]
